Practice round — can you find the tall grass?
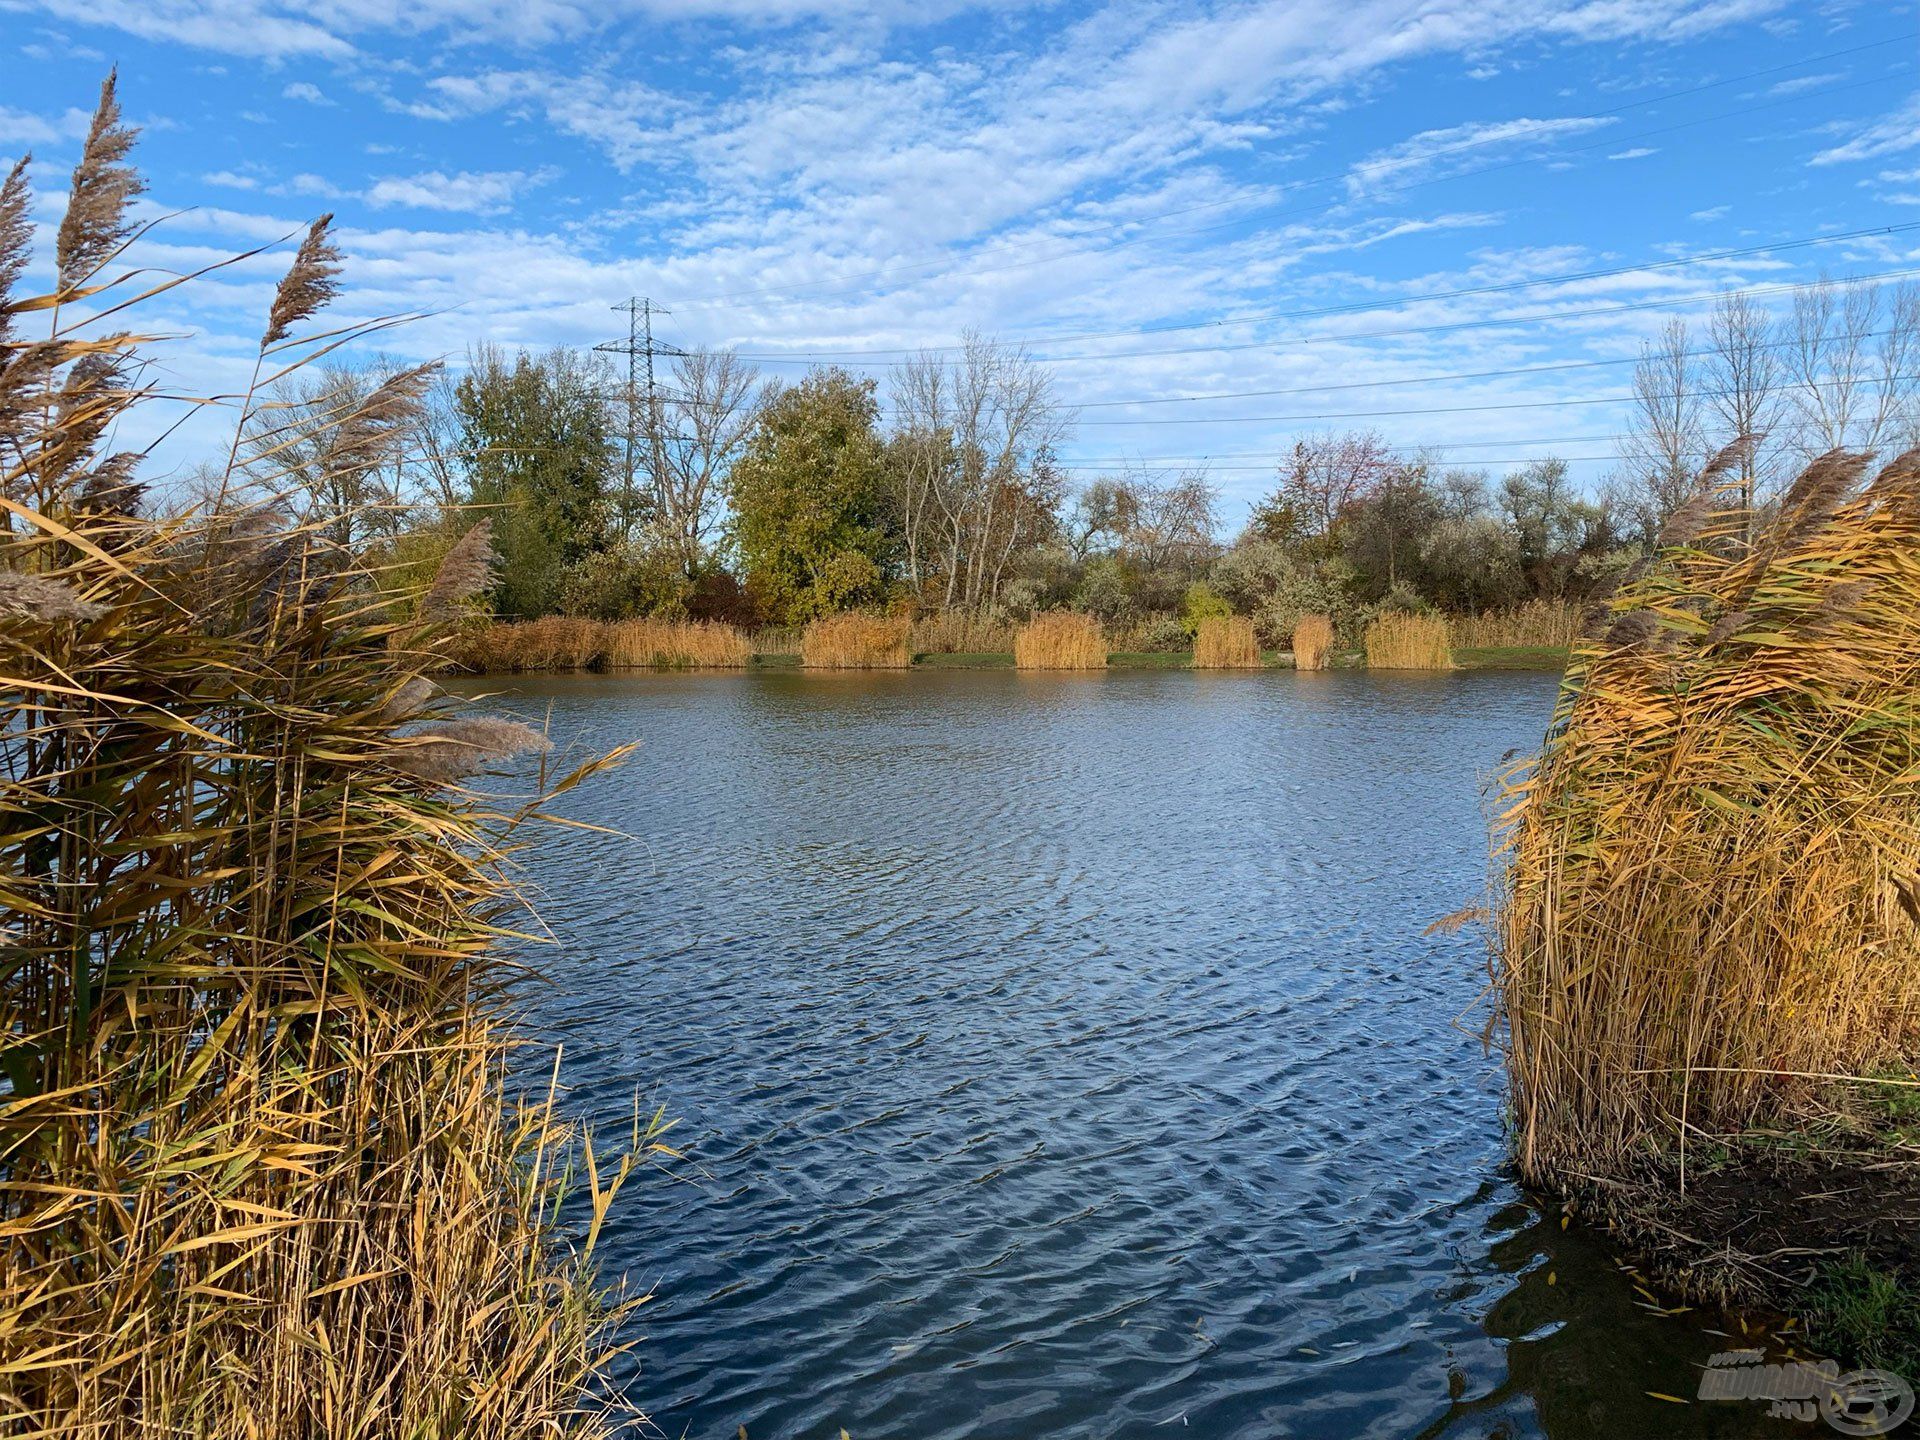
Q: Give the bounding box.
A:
[1497,444,1920,1181]
[800,612,912,668]
[0,79,657,1438]
[605,618,751,668]
[1014,612,1107,670]
[1448,598,1583,649]
[911,610,1015,654]
[1192,614,1261,668]
[1291,613,1335,672]
[1363,612,1453,669]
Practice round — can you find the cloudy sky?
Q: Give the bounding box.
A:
[3,0,1918,519]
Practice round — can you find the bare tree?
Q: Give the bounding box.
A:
[1275,430,1393,541]
[1703,290,1782,522]
[1616,317,1704,542]
[1782,276,1920,457]
[656,348,759,577]
[891,332,1072,610]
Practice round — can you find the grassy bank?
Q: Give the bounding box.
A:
[1492,442,1920,1370]
[467,643,1570,673]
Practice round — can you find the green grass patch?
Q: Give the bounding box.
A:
[1455,644,1569,670]
[913,651,1014,668]
[1804,1255,1920,1373]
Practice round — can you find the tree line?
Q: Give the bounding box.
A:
[231,276,1920,647]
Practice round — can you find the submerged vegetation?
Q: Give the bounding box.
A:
[0,78,655,1438]
[1495,440,1920,1362]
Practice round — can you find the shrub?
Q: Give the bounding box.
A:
[1178,581,1233,637]
[1133,613,1192,652]
[1193,614,1261,668]
[555,542,689,621]
[1292,613,1335,671]
[800,612,912,668]
[1363,612,1453,669]
[1014,611,1107,669]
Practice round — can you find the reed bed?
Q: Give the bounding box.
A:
[0,80,654,1439]
[1014,612,1108,670]
[1192,614,1261,668]
[1363,611,1453,669]
[1497,444,1920,1182]
[1448,598,1583,649]
[911,610,1016,654]
[604,618,751,668]
[1291,613,1335,672]
[800,612,913,668]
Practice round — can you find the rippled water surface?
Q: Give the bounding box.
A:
[486,670,1806,1440]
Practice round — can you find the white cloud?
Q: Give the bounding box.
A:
[1607,146,1656,161]
[1768,71,1840,96]
[1690,204,1730,220]
[1812,93,1920,166]
[282,81,333,105]
[364,168,554,213]
[1346,115,1616,197]
[0,105,94,148]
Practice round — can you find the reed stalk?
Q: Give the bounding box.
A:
[1192,614,1261,669]
[1013,612,1106,670]
[1496,444,1920,1181]
[0,79,658,1438]
[800,613,912,668]
[1363,612,1452,669]
[1291,613,1335,671]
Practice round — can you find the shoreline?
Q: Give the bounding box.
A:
[458,643,1569,676]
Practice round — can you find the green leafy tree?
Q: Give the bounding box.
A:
[454,344,616,618]
[729,367,892,622]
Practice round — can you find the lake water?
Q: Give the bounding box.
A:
[485,669,1807,1440]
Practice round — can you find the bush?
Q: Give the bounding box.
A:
[1135,614,1191,652]
[555,543,688,621]
[1179,581,1233,637]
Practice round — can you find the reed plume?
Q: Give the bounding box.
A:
[421,518,496,620]
[0,157,31,345]
[54,69,144,293]
[263,213,342,347]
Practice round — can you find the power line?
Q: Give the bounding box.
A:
[667,34,1917,311]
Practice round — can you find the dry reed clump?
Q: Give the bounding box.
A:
[453,616,608,672]
[0,77,661,1440]
[1192,614,1261,668]
[1496,443,1920,1183]
[911,610,1016,654]
[604,617,751,668]
[1014,611,1107,670]
[800,612,912,668]
[1363,611,1453,669]
[1291,613,1335,671]
[1447,598,1583,649]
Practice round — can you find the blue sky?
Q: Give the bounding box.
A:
[3,0,1918,521]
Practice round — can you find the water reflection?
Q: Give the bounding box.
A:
[478,670,1811,1439]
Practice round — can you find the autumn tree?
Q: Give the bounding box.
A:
[728,366,892,622]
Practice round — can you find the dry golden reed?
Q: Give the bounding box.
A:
[1014,611,1107,670]
[0,78,658,1440]
[911,610,1016,654]
[604,617,752,668]
[1363,611,1452,669]
[1192,614,1261,668]
[1496,443,1920,1183]
[1291,613,1335,671]
[801,612,912,668]
[1447,598,1582,649]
